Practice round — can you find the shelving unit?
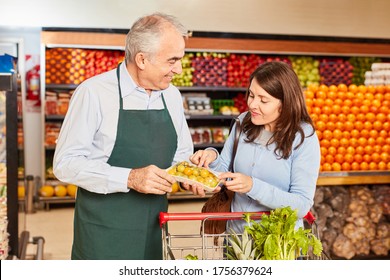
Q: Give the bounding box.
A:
[39,28,390,205]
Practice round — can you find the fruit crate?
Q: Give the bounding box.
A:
[211,99,234,114]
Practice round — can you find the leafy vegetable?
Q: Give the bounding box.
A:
[226,206,323,260]
[184,254,198,260]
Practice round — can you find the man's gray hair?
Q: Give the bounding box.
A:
[125,13,188,63]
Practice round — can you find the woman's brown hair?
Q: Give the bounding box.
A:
[242,61,315,159]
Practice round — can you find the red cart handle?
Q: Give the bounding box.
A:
[159,211,315,227]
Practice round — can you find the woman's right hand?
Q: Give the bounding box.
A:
[189,149,217,168]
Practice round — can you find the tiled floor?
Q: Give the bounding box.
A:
[20,199,206,260]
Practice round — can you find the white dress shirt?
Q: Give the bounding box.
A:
[53,62,193,194]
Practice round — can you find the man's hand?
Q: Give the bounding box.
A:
[127,165,176,195]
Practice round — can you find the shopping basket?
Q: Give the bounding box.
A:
[159,211,328,260]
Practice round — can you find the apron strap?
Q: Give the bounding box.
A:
[116,63,124,110]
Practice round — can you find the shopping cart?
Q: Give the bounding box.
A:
[159,211,327,260]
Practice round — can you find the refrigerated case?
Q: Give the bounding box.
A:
[0,65,19,259]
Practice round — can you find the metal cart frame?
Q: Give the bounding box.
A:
[159,211,326,260]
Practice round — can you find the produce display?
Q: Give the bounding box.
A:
[191,52,228,87]
[45,48,124,85]
[349,57,381,85]
[171,53,194,87]
[313,185,389,259]
[319,58,353,86]
[306,84,390,171]
[289,56,320,87]
[166,161,222,191]
[38,184,77,198]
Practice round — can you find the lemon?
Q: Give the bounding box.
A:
[40,185,55,197]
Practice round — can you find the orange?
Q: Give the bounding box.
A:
[376,113,387,122]
[325,154,334,164]
[363,154,372,163]
[321,163,332,172]
[18,186,25,198]
[369,130,379,139]
[346,114,356,123]
[380,152,389,162]
[338,113,347,122]
[332,129,343,140]
[326,121,336,131]
[331,104,341,114]
[321,106,332,115]
[310,113,319,122]
[350,106,360,115]
[367,137,376,146]
[314,99,325,108]
[334,98,343,106]
[373,145,382,153]
[355,146,365,155]
[328,114,338,122]
[67,184,78,197]
[356,113,366,122]
[316,90,327,99]
[357,85,367,94]
[360,162,369,170]
[320,147,328,156]
[373,121,383,131]
[344,153,354,164]
[341,162,351,171]
[339,138,349,148]
[348,84,358,93]
[377,161,387,170]
[335,121,344,130]
[368,162,378,170]
[322,130,333,141]
[54,185,67,197]
[328,85,338,92]
[366,85,376,94]
[344,121,354,132]
[319,84,329,93]
[327,91,337,100]
[371,153,381,163]
[379,105,389,114]
[376,136,386,145]
[329,138,340,148]
[331,162,342,171]
[327,146,337,156]
[337,146,346,155]
[349,138,359,148]
[350,129,360,138]
[382,144,390,153]
[351,162,360,171]
[304,90,315,99]
[319,114,329,123]
[354,154,363,163]
[320,139,331,149]
[40,185,55,197]
[360,105,369,114]
[334,154,344,164]
[315,121,326,132]
[338,84,348,93]
[341,105,350,115]
[342,131,351,139]
[363,121,373,130]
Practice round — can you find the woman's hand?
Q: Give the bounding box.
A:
[189,149,218,168]
[219,172,253,193]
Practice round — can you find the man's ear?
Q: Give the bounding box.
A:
[134,53,146,70]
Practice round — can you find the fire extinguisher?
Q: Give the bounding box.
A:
[26,65,40,101]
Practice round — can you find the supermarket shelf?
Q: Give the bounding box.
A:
[185,114,235,120]
[317,171,390,186]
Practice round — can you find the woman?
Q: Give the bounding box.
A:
[189,61,321,232]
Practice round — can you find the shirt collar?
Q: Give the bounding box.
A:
[119,62,162,98]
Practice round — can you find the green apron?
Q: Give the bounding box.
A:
[71,64,177,260]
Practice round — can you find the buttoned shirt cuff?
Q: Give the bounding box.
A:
[108,166,132,193]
